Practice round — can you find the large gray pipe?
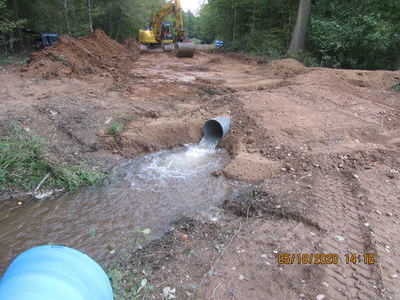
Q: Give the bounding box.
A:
[202,117,231,144]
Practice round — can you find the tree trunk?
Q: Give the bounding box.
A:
[61,0,72,35]
[247,0,256,49]
[232,2,237,46]
[86,0,93,33]
[288,0,311,56]
[114,0,123,40]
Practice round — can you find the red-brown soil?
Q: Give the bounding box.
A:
[18,29,138,79]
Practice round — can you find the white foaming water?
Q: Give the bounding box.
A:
[0,140,231,274]
[198,136,219,151]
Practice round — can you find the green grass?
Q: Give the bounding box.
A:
[54,165,107,192]
[0,125,106,194]
[106,122,124,135]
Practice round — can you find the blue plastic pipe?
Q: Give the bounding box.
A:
[0,245,113,300]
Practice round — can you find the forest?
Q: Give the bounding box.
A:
[1,0,399,70]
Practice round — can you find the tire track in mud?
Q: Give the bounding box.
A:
[313,175,382,299]
[356,168,400,299]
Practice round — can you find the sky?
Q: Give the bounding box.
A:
[180,0,205,13]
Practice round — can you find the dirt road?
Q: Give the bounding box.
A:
[1,48,400,299]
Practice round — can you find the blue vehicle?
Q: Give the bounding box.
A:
[214,40,224,48]
[34,33,59,50]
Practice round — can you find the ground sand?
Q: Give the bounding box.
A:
[1,44,400,299]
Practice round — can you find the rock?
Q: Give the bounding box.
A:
[239,275,245,280]
[211,170,223,177]
[335,235,345,241]
[387,168,398,179]
[389,274,398,279]
[316,295,326,300]
[246,137,255,144]
[163,287,176,299]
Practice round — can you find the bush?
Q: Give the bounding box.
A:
[308,1,400,70]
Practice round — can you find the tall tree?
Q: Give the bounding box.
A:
[85,0,93,33]
[288,0,311,55]
[61,0,71,35]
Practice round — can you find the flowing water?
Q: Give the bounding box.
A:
[0,143,232,273]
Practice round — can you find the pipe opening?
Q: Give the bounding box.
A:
[203,119,224,140]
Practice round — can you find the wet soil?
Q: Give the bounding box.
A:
[1,45,400,299]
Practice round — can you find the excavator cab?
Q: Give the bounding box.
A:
[160,22,175,51]
[161,23,173,42]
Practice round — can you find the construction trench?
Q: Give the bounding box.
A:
[0,30,400,298]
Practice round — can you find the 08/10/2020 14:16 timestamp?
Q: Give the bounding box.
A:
[277,253,375,265]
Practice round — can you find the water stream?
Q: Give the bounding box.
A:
[0,142,233,273]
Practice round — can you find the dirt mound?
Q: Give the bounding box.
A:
[122,37,140,56]
[105,118,203,157]
[257,58,310,78]
[223,152,281,183]
[338,69,400,89]
[19,29,138,79]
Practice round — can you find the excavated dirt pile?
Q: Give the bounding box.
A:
[255,58,311,78]
[122,37,140,57]
[19,29,138,79]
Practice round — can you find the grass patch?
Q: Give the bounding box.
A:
[0,125,106,194]
[106,122,124,135]
[54,165,107,192]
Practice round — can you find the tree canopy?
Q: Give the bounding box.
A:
[195,0,400,70]
[1,0,399,70]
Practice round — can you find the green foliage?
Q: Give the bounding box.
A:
[0,0,26,53]
[1,0,163,52]
[0,125,106,193]
[106,122,124,135]
[308,0,400,70]
[392,83,400,92]
[196,0,297,56]
[183,11,196,39]
[196,0,400,70]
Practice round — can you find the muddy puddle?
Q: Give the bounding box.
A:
[0,144,234,273]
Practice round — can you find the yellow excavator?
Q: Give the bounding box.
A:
[138,0,195,57]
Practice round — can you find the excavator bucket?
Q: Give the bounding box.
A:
[175,42,195,58]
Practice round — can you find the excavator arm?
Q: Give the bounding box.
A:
[151,2,174,43]
[150,0,185,42]
[139,0,194,57]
